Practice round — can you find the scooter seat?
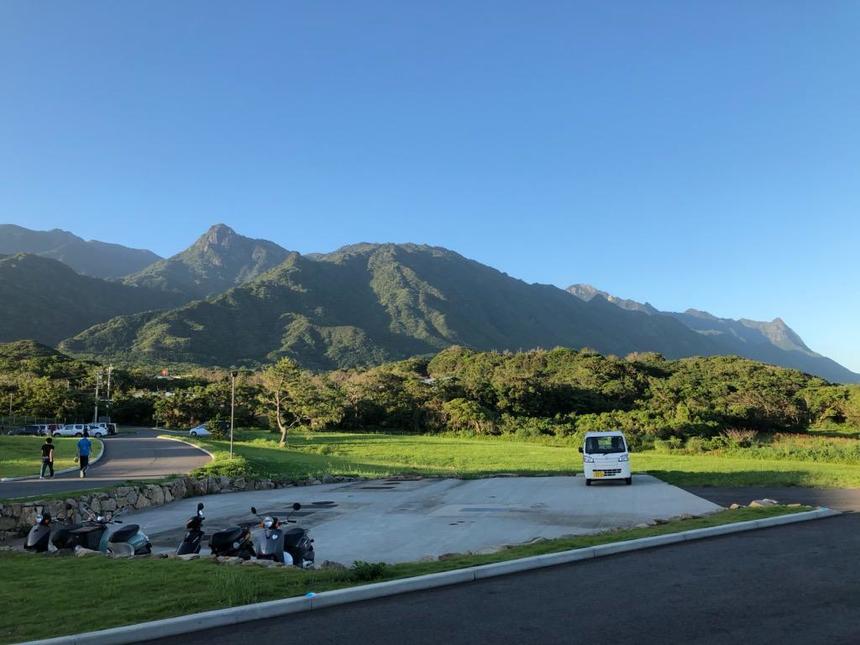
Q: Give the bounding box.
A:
[210,527,245,548]
[71,525,103,535]
[109,524,140,543]
[283,527,305,547]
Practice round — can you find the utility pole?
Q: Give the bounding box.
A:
[93,369,102,424]
[230,371,236,459]
[105,365,113,424]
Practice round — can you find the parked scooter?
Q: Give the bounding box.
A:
[208,514,257,560]
[177,503,206,555]
[51,504,151,556]
[250,503,315,567]
[24,511,55,553]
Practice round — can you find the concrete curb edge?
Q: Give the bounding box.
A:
[1,439,106,483]
[154,435,216,462]
[18,506,840,645]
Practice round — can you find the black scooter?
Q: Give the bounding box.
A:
[177,503,206,555]
[208,514,257,560]
[251,503,315,568]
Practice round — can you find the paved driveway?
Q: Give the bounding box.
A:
[0,429,211,499]
[123,475,720,562]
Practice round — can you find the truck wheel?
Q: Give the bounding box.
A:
[625,477,632,485]
[585,479,592,486]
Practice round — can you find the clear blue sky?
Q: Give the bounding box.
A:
[2,2,858,370]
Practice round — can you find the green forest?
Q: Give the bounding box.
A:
[3,341,858,446]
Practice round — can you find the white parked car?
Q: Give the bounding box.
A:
[87,424,108,438]
[580,430,632,486]
[53,424,87,437]
[53,423,107,438]
[188,424,210,438]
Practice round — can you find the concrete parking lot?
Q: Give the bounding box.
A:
[124,475,720,563]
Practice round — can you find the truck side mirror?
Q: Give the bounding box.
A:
[577,447,583,454]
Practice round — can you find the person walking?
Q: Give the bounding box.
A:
[76,430,92,478]
[40,437,55,479]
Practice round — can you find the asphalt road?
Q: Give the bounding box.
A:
[0,428,211,499]
[149,512,859,645]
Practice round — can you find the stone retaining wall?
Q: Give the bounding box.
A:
[0,473,358,539]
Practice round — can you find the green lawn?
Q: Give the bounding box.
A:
[0,436,103,479]
[189,431,860,488]
[0,505,805,644]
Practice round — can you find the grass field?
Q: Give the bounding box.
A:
[189,431,860,488]
[0,505,805,644]
[0,436,103,479]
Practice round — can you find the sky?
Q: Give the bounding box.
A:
[1,1,858,371]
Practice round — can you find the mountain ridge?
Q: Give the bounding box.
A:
[122,224,291,299]
[567,283,858,383]
[0,253,185,345]
[0,224,161,279]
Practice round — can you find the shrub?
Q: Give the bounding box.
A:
[722,428,759,448]
[350,561,388,582]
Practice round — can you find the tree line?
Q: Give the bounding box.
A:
[3,341,858,441]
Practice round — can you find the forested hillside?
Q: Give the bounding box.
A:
[62,243,726,369]
[0,254,185,345]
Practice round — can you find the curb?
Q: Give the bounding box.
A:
[18,506,840,645]
[155,435,216,462]
[0,439,106,483]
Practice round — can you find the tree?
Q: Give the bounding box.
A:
[442,398,496,434]
[261,358,344,446]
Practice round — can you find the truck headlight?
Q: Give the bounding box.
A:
[618,454,629,462]
[583,455,594,463]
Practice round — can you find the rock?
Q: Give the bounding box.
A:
[170,479,188,500]
[322,474,336,484]
[242,558,277,567]
[729,503,741,510]
[437,553,462,561]
[787,503,803,508]
[319,560,347,571]
[749,498,779,508]
[145,485,165,506]
[216,556,243,565]
[101,498,117,513]
[178,553,200,561]
[134,495,151,510]
[74,547,102,557]
[634,523,651,529]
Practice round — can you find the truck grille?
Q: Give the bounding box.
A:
[598,469,622,476]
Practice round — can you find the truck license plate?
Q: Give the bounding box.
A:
[593,471,604,478]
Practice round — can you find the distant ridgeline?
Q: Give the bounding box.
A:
[1,223,857,384]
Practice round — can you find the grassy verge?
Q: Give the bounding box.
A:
[0,437,103,479]
[0,504,807,643]
[187,431,860,488]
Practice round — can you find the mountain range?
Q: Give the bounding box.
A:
[0,224,160,279]
[2,223,858,382]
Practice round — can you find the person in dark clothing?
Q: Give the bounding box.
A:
[40,437,55,479]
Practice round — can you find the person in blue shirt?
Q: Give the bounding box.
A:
[76,430,93,478]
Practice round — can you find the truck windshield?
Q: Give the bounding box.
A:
[585,436,626,454]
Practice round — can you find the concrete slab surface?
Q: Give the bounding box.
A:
[124,475,720,564]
